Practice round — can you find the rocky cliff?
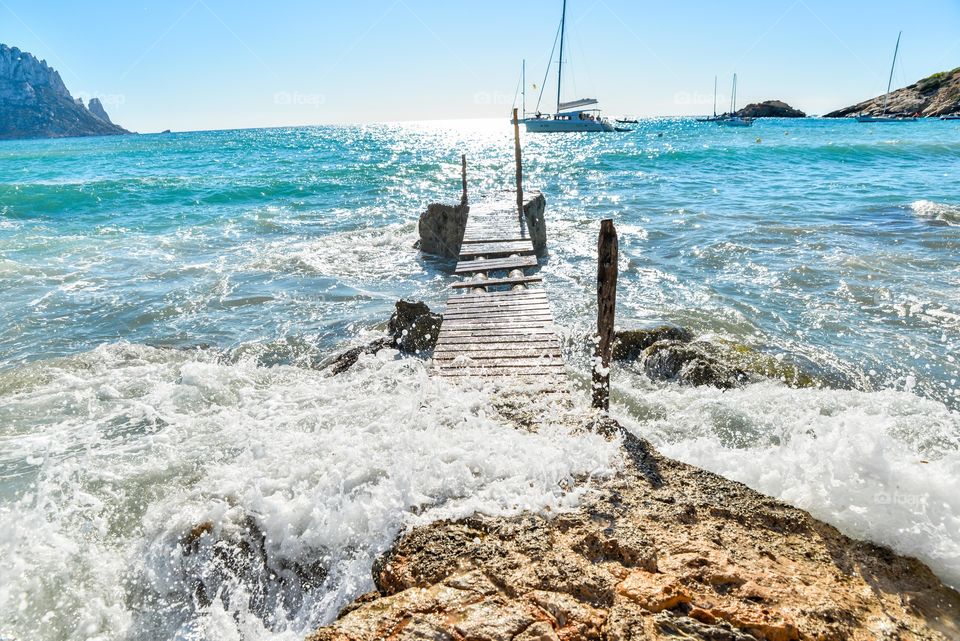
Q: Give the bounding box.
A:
[736,100,806,118]
[825,67,960,118]
[0,43,130,140]
[87,97,113,124]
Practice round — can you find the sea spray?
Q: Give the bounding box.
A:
[613,374,960,590]
[0,343,620,640]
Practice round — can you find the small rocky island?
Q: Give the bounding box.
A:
[0,43,130,140]
[735,100,806,118]
[825,67,960,118]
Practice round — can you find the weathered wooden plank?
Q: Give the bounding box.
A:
[448,290,547,302]
[437,366,567,377]
[434,334,561,346]
[451,275,542,289]
[444,299,551,311]
[437,328,557,338]
[454,255,538,274]
[433,349,563,362]
[441,309,553,320]
[459,242,534,258]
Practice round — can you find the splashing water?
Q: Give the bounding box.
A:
[1,118,960,637]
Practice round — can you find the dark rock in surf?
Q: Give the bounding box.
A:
[642,339,749,389]
[326,300,441,375]
[388,300,441,353]
[613,326,694,361]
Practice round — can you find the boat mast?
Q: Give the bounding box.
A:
[522,59,526,117]
[883,31,902,116]
[713,76,717,118]
[730,74,737,114]
[556,0,567,113]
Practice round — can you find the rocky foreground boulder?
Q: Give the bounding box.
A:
[0,43,130,139]
[308,416,960,640]
[735,100,806,118]
[825,67,960,118]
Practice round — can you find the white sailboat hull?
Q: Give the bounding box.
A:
[716,117,753,127]
[856,115,917,122]
[523,117,615,132]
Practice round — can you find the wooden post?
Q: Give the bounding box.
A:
[460,153,468,207]
[593,219,618,410]
[513,108,523,220]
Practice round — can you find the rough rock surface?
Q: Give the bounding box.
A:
[418,203,470,258]
[612,326,694,361]
[522,191,548,256]
[417,191,547,259]
[735,100,806,118]
[825,67,960,118]
[325,300,441,374]
[642,339,749,389]
[0,43,130,139]
[612,327,818,390]
[308,418,960,641]
[87,97,113,123]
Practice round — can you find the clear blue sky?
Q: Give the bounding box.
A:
[3,0,959,132]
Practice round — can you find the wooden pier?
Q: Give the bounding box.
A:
[434,195,566,381]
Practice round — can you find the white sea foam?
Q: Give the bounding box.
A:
[0,344,620,640]
[614,376,960,590]
[911,199,960,226]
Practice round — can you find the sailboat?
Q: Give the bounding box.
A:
[696,76,721,122]
[716,74,753,127]
[522,0,614,132]
[857,32,917,122]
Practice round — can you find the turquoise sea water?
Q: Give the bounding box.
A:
[1,118,959,639]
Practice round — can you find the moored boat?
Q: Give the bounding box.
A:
[520,0,614,133]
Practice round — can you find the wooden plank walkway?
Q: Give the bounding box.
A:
[435,197,566,382]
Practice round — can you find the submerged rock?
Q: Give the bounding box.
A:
[325,300,441,374]
[308,417,960,640]
[642,339,749,389]
[612,326,694,361]
[612,325,820,389]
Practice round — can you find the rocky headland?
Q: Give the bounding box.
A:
[304,311,960,640]
[0,43,130,140]
[825,67,960,118]
[735,100,806,118]
[308,413,960,641]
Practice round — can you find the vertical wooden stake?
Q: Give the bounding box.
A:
[593,219,618,410]
[513,107,523,220]
[460,153,468,207]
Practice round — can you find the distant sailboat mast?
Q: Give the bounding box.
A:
[522,59,526,118]
[713,76,718,118]
[730,73,738,114]
[556,0,567,113]
[883,31,902,116]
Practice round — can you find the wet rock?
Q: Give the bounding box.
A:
[309,418,960,640]
[612,326,694,361]
[612,325,820,389]
[388,299,441,353]
[642,340,749,389]
[522,191,548,256]
[324,337,393,375]
[325,300,441,375]
[418,203,469,258]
